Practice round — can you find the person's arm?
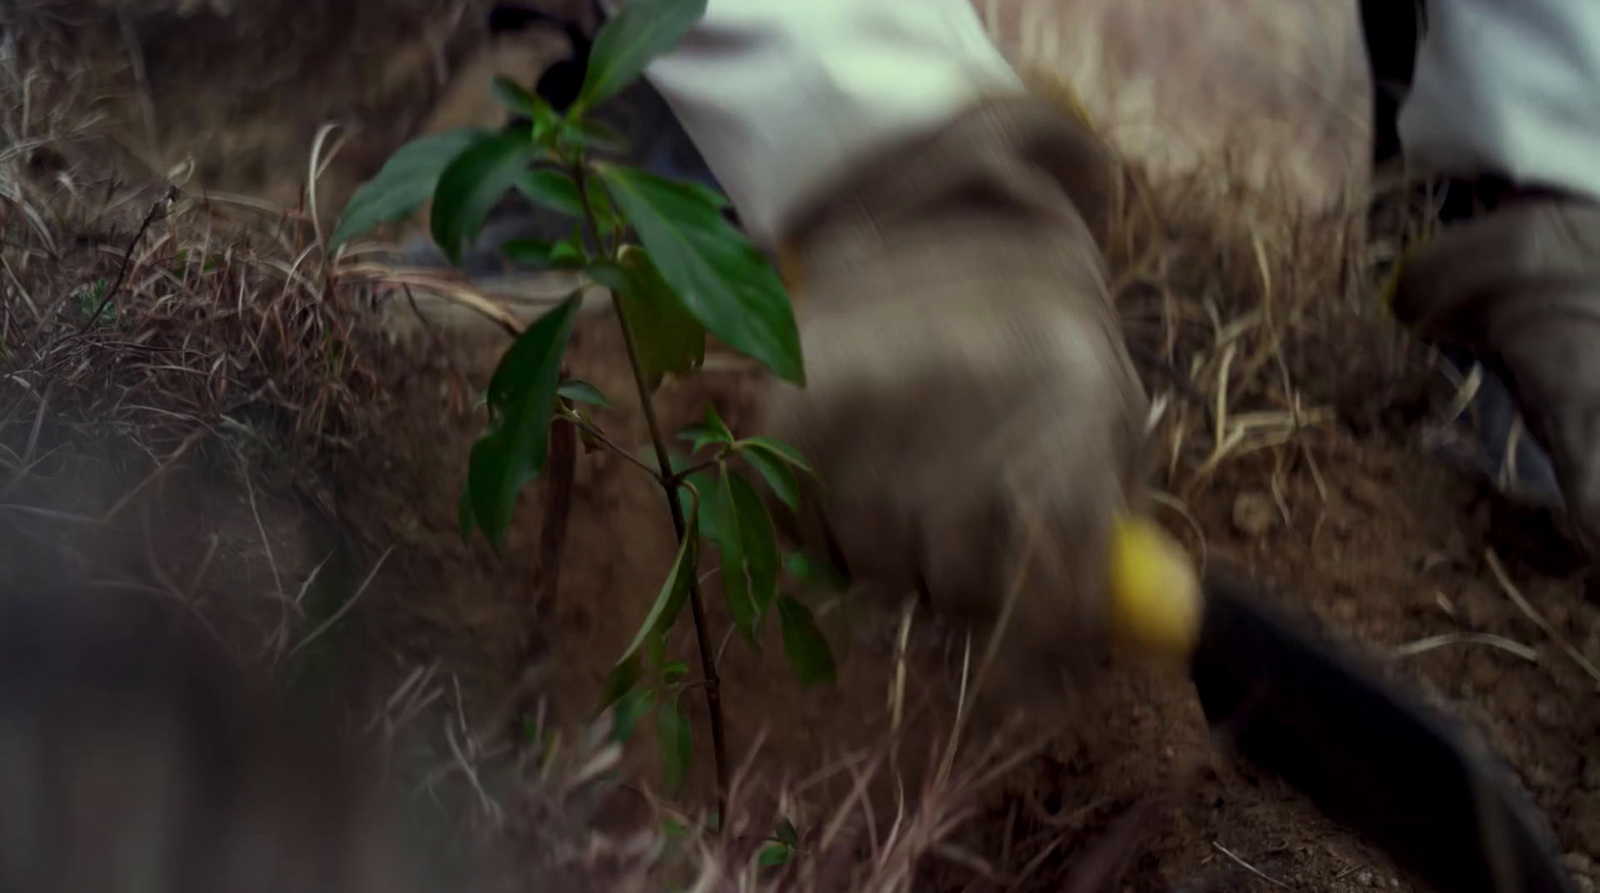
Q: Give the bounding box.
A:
[1399,0,1600,203]
[632,0,1021,245]
[1390,0,1600,556]
[629,1,1151,659]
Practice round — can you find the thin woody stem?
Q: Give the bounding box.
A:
[576,159,732,825]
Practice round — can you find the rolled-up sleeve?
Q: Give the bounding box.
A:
[1401,0,1600,201]
[620,0,1022,245]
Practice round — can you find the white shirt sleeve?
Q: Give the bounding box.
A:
[634,0,1023,245]
[1400,0,1600,201]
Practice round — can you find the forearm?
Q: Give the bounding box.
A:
[631,0,1023,245]
[1401,0,1600,201]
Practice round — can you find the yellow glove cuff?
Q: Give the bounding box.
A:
[1107,516,1202,663]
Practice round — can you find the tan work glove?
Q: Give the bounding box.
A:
[1392,196,1600,556]
[767,100,1149,657]
[638,1,1149,656]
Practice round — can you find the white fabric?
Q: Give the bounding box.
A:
[635,0,1600,227]
[1401,0,1600,201]
[638,0,1022,245]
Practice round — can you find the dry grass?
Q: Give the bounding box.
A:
[977,0,1433,564]
[0,10,413,706]
[1107,161,1359,491]
[1,13,387,510]
[0,4,1470,892]
[1,21,1022,892]
[466,660,1052,893]
[1092,119,1392,572]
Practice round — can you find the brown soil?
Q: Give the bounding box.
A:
[7,2,1599,892]
[363,285,1600,893]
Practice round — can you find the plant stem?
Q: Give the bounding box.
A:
[577,160,731,825]
[534,417,576,614]
[669,452,727,485]
[73,185,174,337]
[572,160,612,258]
[612,294,731,826]
[558,407,660,479]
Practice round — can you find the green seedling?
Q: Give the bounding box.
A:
[332,0,836,822]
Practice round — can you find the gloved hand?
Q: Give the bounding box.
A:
[638,0,1149,656]
[1392,196,1600,556]
[765,101,1148,657]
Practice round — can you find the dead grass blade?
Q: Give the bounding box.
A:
[1394,632,1540,663]
[283,546,393,662]
[1484,549,1600,691]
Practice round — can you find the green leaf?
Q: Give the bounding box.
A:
[576,0,707,113]
[502,238,557,267]
[600,652,644,708]
[586,259,629,292]
[329,128,489,249]
[432,129,541,264]
[784,550,850,592]
[591,250,705,380]
[549,235,588,269]
[660,660,689,686]
[458,482,477,541]
[597,165,804,383]
[466,294,580,545]
[677,470,726,545]
[776,819,799,848]
[612,685,656,742]
[743,437,814,475]
[677,404,733,454]
[677,426,723,455]
[713,470,757,642]
[490,76,539,114]
[710,470,780,643]
[741,436,812,511]
[557,379,610,407]
[657,698,693,794]
[678,179,731,210]
[741,447,799,512]
[618,507,699,663]
[562,117,630,154]
[516,169,584,218]
[587,176,621,234]
[757,843,792,869]
[645,627,669,674]
[491,76,559,139]
[732,472,781,618]
[702,404,734,442]
[503,227,586,271]
[777,593,835,686]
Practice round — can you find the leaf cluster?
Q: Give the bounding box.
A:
[331,0,838,800]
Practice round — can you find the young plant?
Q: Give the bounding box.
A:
[329,0,835,820]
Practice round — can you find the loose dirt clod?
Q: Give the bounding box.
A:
[1231,490,1280,537]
